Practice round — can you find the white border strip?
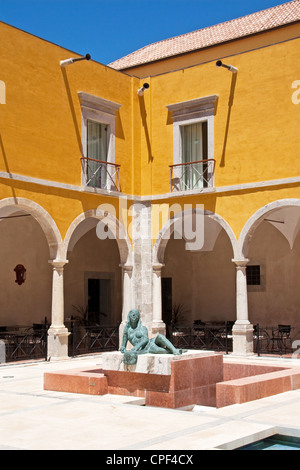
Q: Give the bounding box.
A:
[0,171,299,201]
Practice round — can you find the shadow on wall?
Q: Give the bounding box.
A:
[139,93,153,164]
[0,131,17,202]
[220,72,237,168]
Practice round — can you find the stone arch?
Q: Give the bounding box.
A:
[63,208,132,328]
[0,197,62,259]
[238,199,300,258]
[63,208,132,265]
[152,207,239,329]
[238,198,300,331]
[153,207,238,264]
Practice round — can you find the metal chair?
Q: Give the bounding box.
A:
[271,324,292,354]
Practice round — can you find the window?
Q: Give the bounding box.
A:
[167,95,218,192]
[181,121,208,189]
[87,120,107,161]
[78,92,121,190]
[87,120,108,188]
[246,265,261,286]
[181,121,208,163]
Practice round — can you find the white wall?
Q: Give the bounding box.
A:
[64,226,122,325]
[0,215,52,326]
[247,221,300,327]
[161,229,236,325]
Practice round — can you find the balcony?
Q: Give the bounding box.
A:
[169,159,215,192]
[81,157,120,191]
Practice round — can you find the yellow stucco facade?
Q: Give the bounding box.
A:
[136,33,300,241]
[0,21,299,240]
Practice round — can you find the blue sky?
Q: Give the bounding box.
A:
[0,0,287,65]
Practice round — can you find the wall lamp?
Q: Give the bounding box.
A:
[137,82,150,96]
[60,53,91,67]
[14,264,26,285]
[216,60,238,73]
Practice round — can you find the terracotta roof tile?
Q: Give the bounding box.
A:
[109,0,300,70]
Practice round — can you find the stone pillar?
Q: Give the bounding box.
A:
[130,202,166,337]
[131,202,153,328]
[120,264,134,321]
[152,263,166,336]
[119,263,133,345]
[47,259,69,360]
[232,259,254,356]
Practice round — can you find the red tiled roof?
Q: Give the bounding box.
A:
[109,0,300,70]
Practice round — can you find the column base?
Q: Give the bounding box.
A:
[47,326,70,361]
[232,321,254,356]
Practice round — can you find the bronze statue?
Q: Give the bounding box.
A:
[120,309,186,364]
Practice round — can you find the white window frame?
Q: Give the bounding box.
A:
[166,95,218,191]
[78,92,121,188]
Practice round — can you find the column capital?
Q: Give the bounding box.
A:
[152,263,165,272]
[119,263,133,272]
[232,258,249,267]
[49,259,69,269]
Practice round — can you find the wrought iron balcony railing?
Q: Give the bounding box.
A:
[81,157,121,191]
[169,159,215,192]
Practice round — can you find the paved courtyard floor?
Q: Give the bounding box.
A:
[1,354,300,450]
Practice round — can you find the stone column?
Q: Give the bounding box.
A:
[232,259,254,356]
[131,202,153,328]
[121,264,134,321]
[152,263,166,336]
[130,202,166,337]
[119,263,133,345]
[47,259,69,360]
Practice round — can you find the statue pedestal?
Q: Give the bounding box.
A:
[102,350,223,409]
[44,350,224,409]
[102,350,215,374]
